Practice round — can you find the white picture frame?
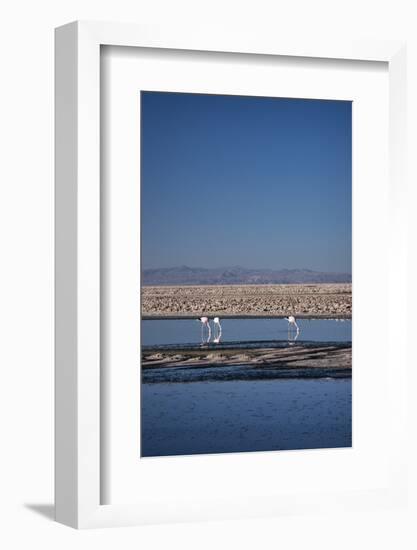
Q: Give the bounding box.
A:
[55,21,407,529]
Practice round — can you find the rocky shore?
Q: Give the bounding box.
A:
[142,342,352,382]
[142,283,352,318]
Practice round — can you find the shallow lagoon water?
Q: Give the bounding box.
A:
[142,318,351,347]
[141,318,352,458]
[141,378,352,457]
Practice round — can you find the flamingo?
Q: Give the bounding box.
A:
[288,325,299,343]
[197,316,211,343]
[286,315,299,332]
[213,317,222,343]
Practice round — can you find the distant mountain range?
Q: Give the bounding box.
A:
[142,266,352,286]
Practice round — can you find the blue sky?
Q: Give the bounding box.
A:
[141,92,351,273]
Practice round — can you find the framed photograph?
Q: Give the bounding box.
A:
[55,21,407,528]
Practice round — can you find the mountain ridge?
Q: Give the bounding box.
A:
[142,266,351,286]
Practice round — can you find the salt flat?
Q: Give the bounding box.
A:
[142,283,352,318]
[142,342,352,382]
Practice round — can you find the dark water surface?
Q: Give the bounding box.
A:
[141,318,352,458]
[141,378,352,457]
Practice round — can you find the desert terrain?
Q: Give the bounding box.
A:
[142,283,352,318]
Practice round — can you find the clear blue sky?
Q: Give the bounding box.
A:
[141,92,351,273]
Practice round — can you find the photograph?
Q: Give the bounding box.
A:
[140,91,352,458]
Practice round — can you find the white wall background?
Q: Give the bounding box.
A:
[1,0,416,548]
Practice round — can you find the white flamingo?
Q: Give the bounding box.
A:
[286,315,299,332]
[197,316,211,343]
[213,317,222,343]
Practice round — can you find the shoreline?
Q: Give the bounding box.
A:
[142,342,352,376]
[142,313,351,320]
